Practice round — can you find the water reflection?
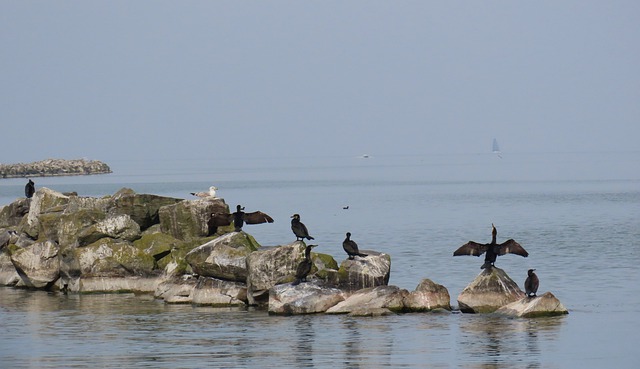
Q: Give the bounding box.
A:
[457,314,565,368]
[294,316,315,368]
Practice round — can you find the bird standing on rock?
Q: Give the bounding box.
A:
[25,179,35,199]
[291,214,314,241]
[293,244,318,285]
[453,224,528,269]
[343,232,368,260]
[525,269,539,297]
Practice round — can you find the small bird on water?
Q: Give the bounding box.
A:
[293,244,318,285]
[343,232,368,260]
[453,224,529,269]
[524,269,539,297]
[291,213,314,242]
[25,179,35,199]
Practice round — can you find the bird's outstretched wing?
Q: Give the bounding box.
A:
[244,211,274,225]
[498,239,528,257]
[209,213,234,227]
[453,241,488,257]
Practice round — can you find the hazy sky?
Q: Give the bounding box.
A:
[2,1,639,164]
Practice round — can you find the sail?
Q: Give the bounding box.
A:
[492,138,500,153]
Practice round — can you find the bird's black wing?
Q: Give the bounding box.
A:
[453,241,488,257]
[498,239,528,257]
[244,211,274,225]
[209,213,234,227]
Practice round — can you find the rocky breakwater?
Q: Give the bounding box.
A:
[0,158,112,178]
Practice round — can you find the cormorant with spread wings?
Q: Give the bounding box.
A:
[453,224,528,269]
[209,204,274,232]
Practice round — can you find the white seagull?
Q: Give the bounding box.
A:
[191,186,218,198]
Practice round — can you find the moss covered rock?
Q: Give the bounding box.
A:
[457,267,525,313]
[185,232,260,282]
[159,198,228,240]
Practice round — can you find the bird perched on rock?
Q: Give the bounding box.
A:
[291,213,314,241]
[293,244,318,285]
[525,269,539,297]
[343,232,368,260]
[25,179,35,199]
[453,224,528,269]
[190,186,218,198]
[209,204,274,232]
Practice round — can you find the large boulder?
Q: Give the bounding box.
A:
[337,250,391,290]
[20,187,70,239]
[185,232,260,282]
[0,249,20,286]
[76,214,142,246]
[495,292,569,318]
[155,275,198,304]
[107,189,183,231]
[9,240,60,289]
[133,232,181,270]
[159,198,228,240]
[268,282,345,315]
[56,208,106,247]
[326,285,409,314]
[0,198,30,228]
[73,238,156,278]
[457,267,525,313]
[191,277,247,306]
[404,278,452,312]
[245,242,307,305]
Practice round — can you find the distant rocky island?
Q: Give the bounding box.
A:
[0,159,111,179]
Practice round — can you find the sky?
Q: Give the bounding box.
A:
[1,1,639,165]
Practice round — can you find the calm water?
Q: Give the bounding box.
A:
[1,154,639,368]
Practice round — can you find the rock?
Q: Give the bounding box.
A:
[245,242,307,305]
[71,276,159,294]
[404,278,452,312]
[185,232,260,282]
[326,285,409,314]
[20,187,70,239]
[159,198,229,240]
[133,232,181,270]
[191,277,247,306]
[337,250,391,290]
[348,308,395,317]
[73,238,156,278]
[77,214,142,246]
[268,282,345,315]
[0,199,30,228]
[495,292,569,318]
[56,208,107,247]
[0,249,20,286]
[9,240,60,289]
[457,267,525,313]
[108,189,183,231]
[155,275,198,303]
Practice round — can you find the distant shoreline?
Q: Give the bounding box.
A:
[0,158,112,179]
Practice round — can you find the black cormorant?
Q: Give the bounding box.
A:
[525,269,539,297]
[343,232,368,260]
[453,224,528,269]
[291,214,314,241]
[25,179,35,198]
[293,244,318,285]
[209,204,274,232]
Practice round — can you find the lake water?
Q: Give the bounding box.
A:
[1,153,639,368]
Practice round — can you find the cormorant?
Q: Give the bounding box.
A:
[343,232,368,260]
[291,214,314,241]
[25,179,35,198]
[209,204,274,232]
[453,224,528,269]
[191,186,218,198]
[293,244,318,285]
[525,269,539,297]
